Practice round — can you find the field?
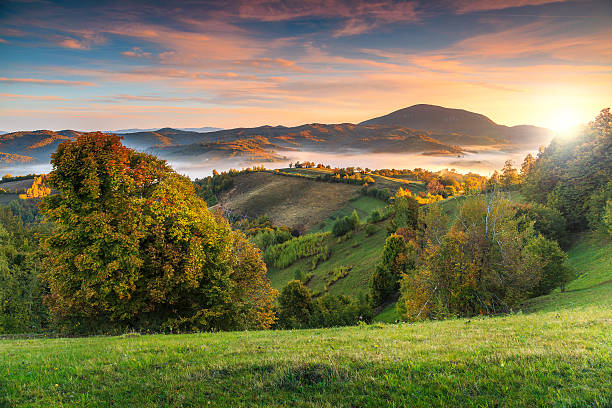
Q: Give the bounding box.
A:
[2,232,610,407]
[267,218,389,298]
[216,172,362,231]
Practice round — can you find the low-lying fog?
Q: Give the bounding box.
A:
[5,146,539,180]
[170,146,539,179]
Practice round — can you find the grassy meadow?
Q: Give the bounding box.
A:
[2,231,610,407]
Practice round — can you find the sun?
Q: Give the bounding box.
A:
[545,110,583,133]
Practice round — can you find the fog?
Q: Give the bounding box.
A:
[4,146,538,180]
[171,146,539,179]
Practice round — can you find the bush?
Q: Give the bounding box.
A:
[277,280,372,329]
[332,210,360,237]
[365,224,377,236]
[277,280,314,329]
[397,193,572,321]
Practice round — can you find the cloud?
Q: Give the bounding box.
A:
[449,22,612,63]
[236,0,419,36]
[58,38,89,50]
[0,77,97,86]
[451,0,569,14]
[121,47,153,58]
[0,93,68,101]
[0,38,7,43]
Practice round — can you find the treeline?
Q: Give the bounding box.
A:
[0,202,51,334]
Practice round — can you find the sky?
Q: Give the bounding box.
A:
[0,0,610,132]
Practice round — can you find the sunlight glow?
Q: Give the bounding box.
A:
[545,109,583,133]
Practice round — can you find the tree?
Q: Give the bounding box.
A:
[426,179,444,195]
[40,133,277,334]
[522,235,572,296]
[0,208,49,334]
[369,234,416,307]
[394,189,419,231]
[520,153,536,181]
[398,192,563,320]
[500,160,520,190]
[521,109,612,232]
[277,280,314,329]
[513,203,568,248]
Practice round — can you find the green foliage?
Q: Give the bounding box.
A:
[326,265,350,286]
[309,294,371,328]
[277,279,370,329]
[523,235,573,296]
[360,185,392,201]
[586,180,612,233]
[398,193,573,320]
[251,228,293,252]
[276,280,314,329]
[369,234,416,307]
[513,202,568,248]
[40,133,277,334]
[0,207,49,334]
[500,160,520,190]
[331,210,360,236]
[393,192,419,230]
[264,232,330,268]
[365,223,377,236]
[521,108,612,232]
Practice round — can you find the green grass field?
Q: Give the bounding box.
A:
[2,231,610,407]
[268,218,389,297]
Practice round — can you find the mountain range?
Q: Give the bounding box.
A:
[0,104,552,171]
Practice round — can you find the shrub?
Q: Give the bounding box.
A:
[332,210,360,237]
[365,224,377,236]
[277,280,314,329]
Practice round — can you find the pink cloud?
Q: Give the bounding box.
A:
[58,38,89,50]
[452,0,568,14]
[0,93,68,101]
[0,77,97,86]
[121,47,152,58]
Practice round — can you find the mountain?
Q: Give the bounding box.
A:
[0,105,552,173]
[360,104,552,146]
[104,126,222,134]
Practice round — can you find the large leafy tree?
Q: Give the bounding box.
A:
[41,133,277,333]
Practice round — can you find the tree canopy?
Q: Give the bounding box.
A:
[41,133,277,334]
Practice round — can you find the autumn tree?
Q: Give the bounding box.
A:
[40,133,277,334]
[398,192,571,320]
[500,160,520,190]
[426,179,444,195]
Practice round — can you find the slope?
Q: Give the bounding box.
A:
[2,234,610,407]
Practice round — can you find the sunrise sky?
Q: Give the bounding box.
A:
[0,0,610,132]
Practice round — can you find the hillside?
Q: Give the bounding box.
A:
[216,172,365,232]
[360,104,552,146]
[1,232,610,408]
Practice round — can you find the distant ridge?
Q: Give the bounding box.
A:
[1,104,552,172]
[104,126,223,134]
